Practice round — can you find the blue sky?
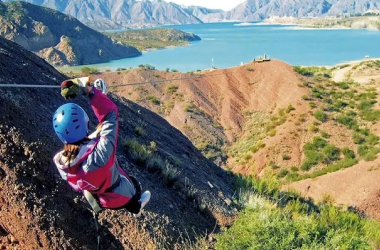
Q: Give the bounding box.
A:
[168,0,246,11]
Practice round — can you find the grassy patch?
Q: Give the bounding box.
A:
[216,175,380,250]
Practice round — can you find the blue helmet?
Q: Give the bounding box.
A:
[53,103,89,144]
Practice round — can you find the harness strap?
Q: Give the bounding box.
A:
[84,190,102,214]
[104,174,121,193]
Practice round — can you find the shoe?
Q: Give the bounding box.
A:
[134,191,151,218]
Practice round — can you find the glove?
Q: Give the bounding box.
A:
[93,79,107,94]
[61,77,91,99]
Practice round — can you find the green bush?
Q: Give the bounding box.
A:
[123,139,153,164]
[162,162,180,187]
[314,110,328,122]
[277,169,289,178]
[342,147,355,159]
[282,155,291,161]
[166,84,178,94]
[322,145,340,163]
[286,105,295,113]
[335,115,358,129]
[147,95,160,105]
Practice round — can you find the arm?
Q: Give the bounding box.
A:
[86,88,119,168]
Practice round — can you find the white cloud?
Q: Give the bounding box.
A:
[168,0,246,11]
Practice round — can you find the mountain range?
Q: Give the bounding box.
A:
[3,0,380,29]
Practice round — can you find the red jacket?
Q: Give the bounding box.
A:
[53,88,136,208]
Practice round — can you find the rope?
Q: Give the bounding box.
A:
[0,72,228,89]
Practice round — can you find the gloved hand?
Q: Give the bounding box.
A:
[61,77,91,99]
[93,79,107,94]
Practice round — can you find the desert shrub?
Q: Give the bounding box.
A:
[286,105,295,113]
[342,147,355,159]
[309,102,317,109]
[123,139,153,164]
[146,155,165,172]
[282,155,291,161]
[291,166,299,172]
[277,169,289,178]
[334,81,352,90]
[162,162,180,187]
[147,95,160,105]
[301,137,341,171]
[134,126,144,136]
[321,131,330,138]
[335,115,358,130]
[166,84,178,94]
[314,110,328,122]
[322,145,340,163]
[360,110,380,121]
[310,124,319,132]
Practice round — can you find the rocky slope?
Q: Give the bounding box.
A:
[0,1,140,67]
[0,36,236,249]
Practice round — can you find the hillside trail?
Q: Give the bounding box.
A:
[332,58,380,83]
[332,65,353,82]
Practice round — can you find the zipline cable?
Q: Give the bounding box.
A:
[0,72,229,89]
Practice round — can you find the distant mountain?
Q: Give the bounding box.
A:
[204,0,380,22]
[2,0,223,30]
[3,0,380,29]
[0,1,140,66]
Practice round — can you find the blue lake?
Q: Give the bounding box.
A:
[62,22,380,72]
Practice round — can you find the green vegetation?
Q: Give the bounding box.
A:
[165,84,179,95]
[216,174,380,250]
[229,109,291,165]
[301,137,341,171]
[138,64,156,70]
[314,110,328,122]
[147,95,160,105]
[293,66,332,79]
[123,139,181,187]
[105,28,200,52]
[81,66,100,75]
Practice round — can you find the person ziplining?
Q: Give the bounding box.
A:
[52,77,151,218]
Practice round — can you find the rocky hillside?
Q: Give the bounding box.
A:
[0,36,236,249]
[96,59,380,221]
[0,1,140,66]
[96,60,307,167]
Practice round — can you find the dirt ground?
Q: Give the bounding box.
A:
[286,158,380,220]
